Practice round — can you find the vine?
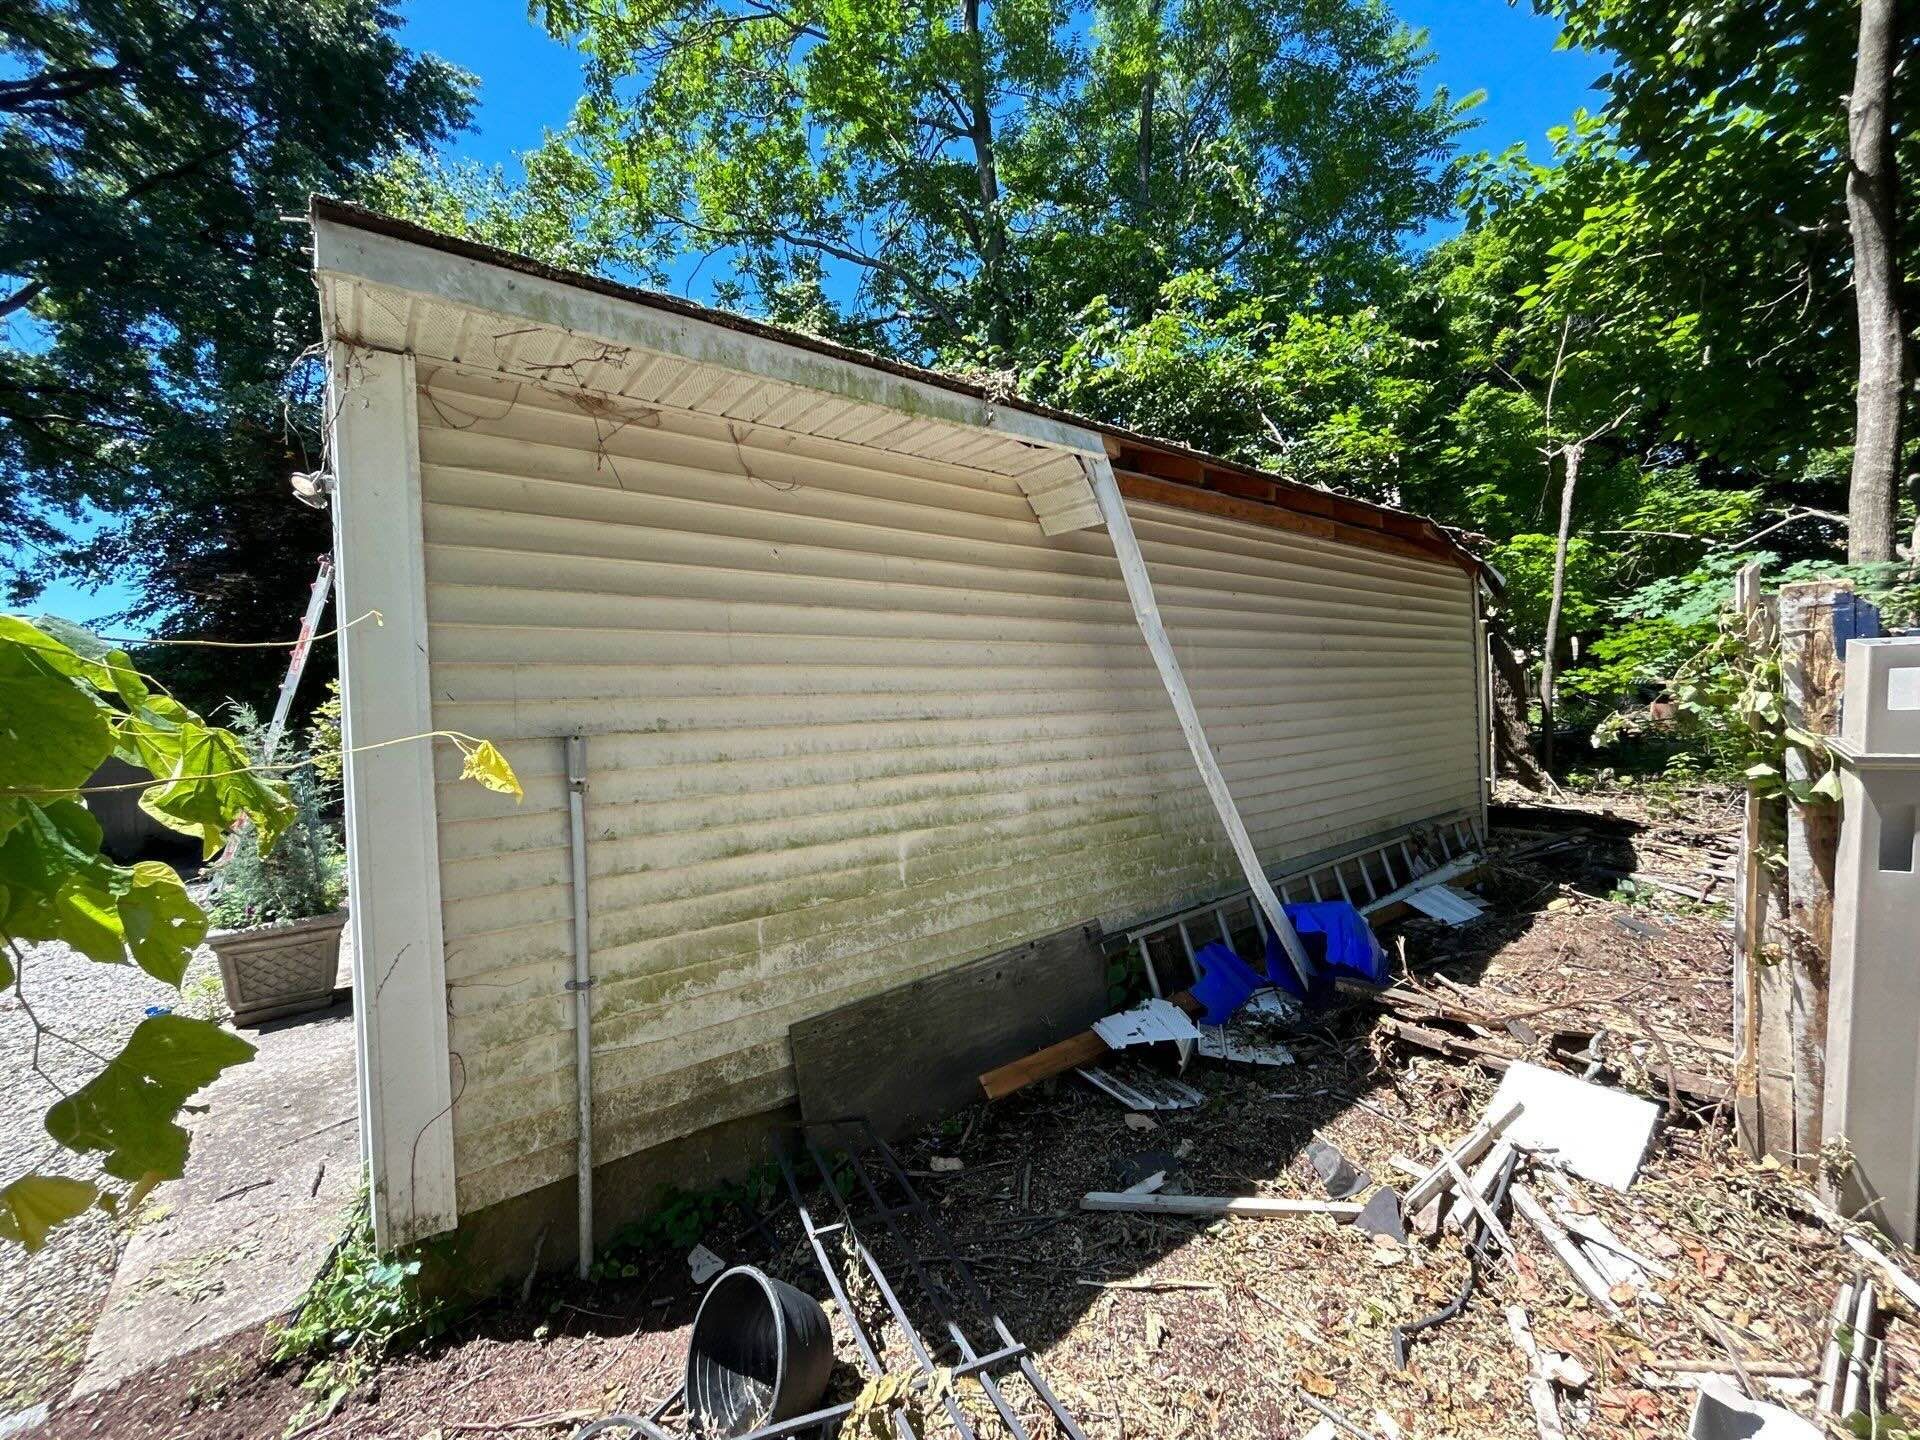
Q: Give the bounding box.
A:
[0,614,521,1252]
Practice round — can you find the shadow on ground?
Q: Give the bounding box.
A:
[38,803,1693,1440]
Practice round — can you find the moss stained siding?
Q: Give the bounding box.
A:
[402,363,1478,1217]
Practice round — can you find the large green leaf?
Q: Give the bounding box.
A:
[0,795,25,845]
[0,800,125,961]
[45,1016,255,1181]
[135,723,295,859]
[118,862,206,986]
[0,804,205,978]
[1,615,135,696]
[0,1176,98,1252]
[0,630,113,796]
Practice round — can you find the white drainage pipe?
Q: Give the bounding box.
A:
[565,734,595,1278]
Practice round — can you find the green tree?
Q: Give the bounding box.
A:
[1533,0,1920,556]
[536,0,1473,366]
[1,0,471,709]
[361,145,661,277]
[1028,269,1433,499]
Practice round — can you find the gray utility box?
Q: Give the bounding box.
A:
[1824,637,1920,1244]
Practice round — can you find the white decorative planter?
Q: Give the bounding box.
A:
[210,909,348,1026]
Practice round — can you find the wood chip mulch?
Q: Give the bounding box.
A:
[29,785,1920,1439]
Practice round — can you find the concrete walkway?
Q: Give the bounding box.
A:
[73,1001,360,1396]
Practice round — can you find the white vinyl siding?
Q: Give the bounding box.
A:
[413,364,1478,1215]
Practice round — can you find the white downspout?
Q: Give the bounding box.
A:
[1083,456,1315,988]
[565,735,595,1277]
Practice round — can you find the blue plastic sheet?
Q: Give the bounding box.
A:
[1292,901,1389,984]
[1264,900,1388,1007]
[1185,901,1385,1020]
[1191,943,1263,1025]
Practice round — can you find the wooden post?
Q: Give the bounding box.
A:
[1738,577,1848,1166]
[1779,580,1847,1168]
[1732,562,1772,1155]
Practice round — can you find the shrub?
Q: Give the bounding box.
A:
[208,708,343,929]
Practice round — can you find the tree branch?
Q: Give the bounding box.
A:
[0,280,45,321]
[0,62,133,113]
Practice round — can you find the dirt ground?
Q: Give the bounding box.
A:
[29,785,1920,1440]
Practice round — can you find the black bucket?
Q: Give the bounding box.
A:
[685,1265,834,1437]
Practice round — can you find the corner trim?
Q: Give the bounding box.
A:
[328,343,458,1246]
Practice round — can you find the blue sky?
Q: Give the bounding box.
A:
[24,0,1603,628]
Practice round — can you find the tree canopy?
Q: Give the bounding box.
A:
[1,0,471,703]
[6,0,1919,752]
[534,0,1475,365]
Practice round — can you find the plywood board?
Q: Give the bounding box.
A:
[1490,1061,1660,1192]
[791,923,1105,1140]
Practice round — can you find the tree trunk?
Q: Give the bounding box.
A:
[1487,622,1549,791]
[1846,0,1904,564]
[1135,7,1157,219]
[962,0,1010,356]
[1538,441,1583,772]
[1136,65,1155,217]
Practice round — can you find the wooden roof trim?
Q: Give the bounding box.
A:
[1110,439,1447,550]
[1116,471,1469,572]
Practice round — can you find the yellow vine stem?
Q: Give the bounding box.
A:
[3,731,524,803]
[88,609,385,649]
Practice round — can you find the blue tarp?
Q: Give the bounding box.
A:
[1265,900,1388,1007]
[1191,942,1263,1024]
[1188,901,1387,1019]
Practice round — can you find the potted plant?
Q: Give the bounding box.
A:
[208,722,348,1026]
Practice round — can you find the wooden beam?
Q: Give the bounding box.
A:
[1115,470,1462,570]
[1511,1183,1624,1317]
[979,991,1202,1100]
[1116,443,1206,484]
[1401,1098,1523,1211]
[1081,1192,1364,1220]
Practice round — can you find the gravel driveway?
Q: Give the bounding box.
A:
[0,935,230,1414]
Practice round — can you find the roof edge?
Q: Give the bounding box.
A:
[308,195,1485,582]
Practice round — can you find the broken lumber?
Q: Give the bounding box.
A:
[1510,1182,1624,1318]
[1081,1191,1363,1221]
[1553,1207,1673,1282]
[1374,1014,1727,1108]
[1444,1154,1519,1267]
[1401,1099,1523,1212]
[1505,1305,1567,1440]
[1385,1154,1444,1234]
[1446,1138,1515,1232]
[980,991,1202,1100]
